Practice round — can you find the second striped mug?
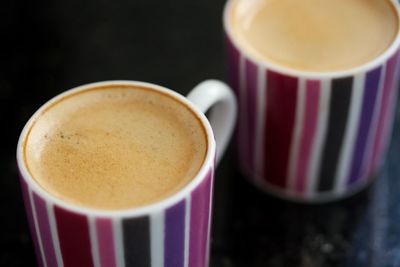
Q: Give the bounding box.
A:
[224,0,400,202]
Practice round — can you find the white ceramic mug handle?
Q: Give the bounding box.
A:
[187,80,237,165]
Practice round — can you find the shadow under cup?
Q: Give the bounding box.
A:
[17,81,216,267]
[224,0,400,202]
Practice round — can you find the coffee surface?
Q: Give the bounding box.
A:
[229,0,399,72]
[24,86,207,210]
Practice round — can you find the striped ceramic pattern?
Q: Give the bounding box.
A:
[227,37,400,200]
[20,167,214,267]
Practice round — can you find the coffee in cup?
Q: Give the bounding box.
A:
[229,0,398,72]
[23,85,207,210]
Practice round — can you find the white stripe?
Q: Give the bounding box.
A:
[361,66,386,180]
[239,55,248,166]
[150,211,165,267]
[183,196,191,267]
[306,79,331,197]
[254,66,266,181]
[205,167,214,265]
[89,217,101,267]
[47,203,64,267]
[287,79,306,193]
[334,74,365,193]
[113,219,125,267]
[29,189,48,267]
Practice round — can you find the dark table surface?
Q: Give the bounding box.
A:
[1,0,400,266]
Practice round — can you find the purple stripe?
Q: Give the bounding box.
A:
[189,171,212,267]
[378,53,400,167]
[245,59,258,172]
[370,53,399,173]
[165,200,185,267]
[205,166,214,265]
[33,193,58,267]
[348,67,382,185]
[96,218,116,267]
[20,178,44,267]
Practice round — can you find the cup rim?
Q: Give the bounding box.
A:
[16,80,216,218]
[223,0,400,79]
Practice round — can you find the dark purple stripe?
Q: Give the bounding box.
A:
[20,178,44,267]
[348,67,382,185]
[317,77,353,191]
[33,193,58,267]
[245,59,258,171]
[122,216,150,267]
[54,206,94,267]
[189,171,212,267]
[165,200,185,267]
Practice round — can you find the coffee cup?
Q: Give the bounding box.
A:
[17,80,236,267]
[224,0,400,202]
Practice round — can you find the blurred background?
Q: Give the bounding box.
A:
[1,0,400,266]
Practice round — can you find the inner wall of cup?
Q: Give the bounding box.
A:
[17,81,216,214]
[223,0,400,78]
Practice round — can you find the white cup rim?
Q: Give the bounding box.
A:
[16,80,216,218]
[223,0,400,79]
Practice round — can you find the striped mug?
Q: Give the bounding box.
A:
[224,0,400,202]
[17,80,236,267]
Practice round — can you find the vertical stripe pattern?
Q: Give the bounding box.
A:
[165,201,185,267]
[225,36,400,201]
[20,178,44,267]
[334,74,365,193]
[19,158,215,267]
[287,79,306,192]
[295,80,320,194]
[123,216,151,267]
[33,193,58,267]
[189,171,213,267]
[151,212,164,267]
[306,80,331,197]
[264,71,298,187]
[317,77,353,191]
[54,206,94,267]
[347,68,382,185]
[370,53,400,173]
[96,218,116,267]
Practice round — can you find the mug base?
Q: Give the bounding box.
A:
[239,165,375,204]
